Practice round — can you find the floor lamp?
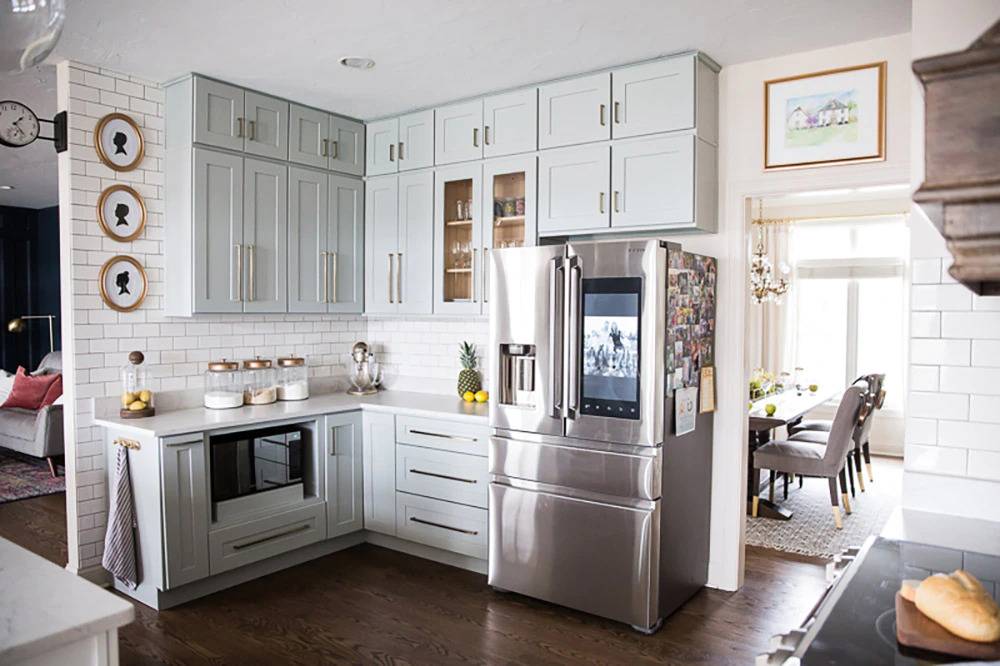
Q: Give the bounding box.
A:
[6,315,57,355]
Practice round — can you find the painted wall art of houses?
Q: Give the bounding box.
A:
[787,106,811,130]
[816,98,850,126]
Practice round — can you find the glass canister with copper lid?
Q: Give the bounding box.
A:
[276,355,309,401]
[203,359,243,409]
[243,357,277,405]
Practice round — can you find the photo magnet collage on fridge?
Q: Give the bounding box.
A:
[666,251,717,393]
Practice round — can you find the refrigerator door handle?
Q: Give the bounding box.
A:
[548,256,565,418]
[566,254,582,420]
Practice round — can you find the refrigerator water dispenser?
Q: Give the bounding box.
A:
[499,344,536,408]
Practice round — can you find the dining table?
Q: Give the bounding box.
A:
[746,386,841,520]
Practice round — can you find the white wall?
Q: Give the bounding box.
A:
[903,1,1000,521]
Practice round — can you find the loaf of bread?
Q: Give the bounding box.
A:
[913,570,1000,643]
[900,579,919,603]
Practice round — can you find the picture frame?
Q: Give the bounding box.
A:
[99,255,148,312]
[764,61,886,170]
[97,184,146,242]
[94,112,144,172]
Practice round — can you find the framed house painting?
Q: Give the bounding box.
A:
[764,62,886,170]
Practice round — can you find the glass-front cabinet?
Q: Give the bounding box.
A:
[434,163,483,314]
[481,155,537,315]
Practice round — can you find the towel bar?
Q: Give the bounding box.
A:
[114,438,141,450]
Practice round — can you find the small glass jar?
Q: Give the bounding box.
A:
[203,360,243,410]
[243,357,277,405]
[120,350,154,416]
[276,356,309,401]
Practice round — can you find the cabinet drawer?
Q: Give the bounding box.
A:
[395,415,489,456]
[208,502,326,575]
[395,492,487,559]
[396,444,488,508]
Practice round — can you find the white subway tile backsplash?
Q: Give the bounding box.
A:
[908,391,969,420]
[911,258,942,284]
[910,338,970,366]
[941,312,1000,339]
[938,420,1000,452]
[905,417,938,445]
[970,395,1000,424]
[972,340,1000,367]
[909,365,939,391]
[973,294,1000,312]
[905,443,968,476]
[967,450,1000,482]
[939,365,1000,396]
[910,312,941,338]
[911,284,972,312]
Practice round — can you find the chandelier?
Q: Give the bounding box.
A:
[749,200,790,304]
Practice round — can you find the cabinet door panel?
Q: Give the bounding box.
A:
[434,163,483,315]
[538,144,610,235]
[484,88,537,158]
[326,412,364,538]
[244,91,289,160]
[288,104,329,169]
[482,155,537,316]
[288,166,328,313]
[329,174,364,313]
[366,118,399,176]
[243,158,288,313]
[193,148,243,313]
[435,99,483,165]
[161,435,209,589]
[538,73,611,149]
[611,134,694,229]
[612,57,695,139]
[398,110,434,171]
[193,77,245,152]
[362,411,397,536]
[397,170,435,315]
[364,175,399,314]
[329,116,365,176]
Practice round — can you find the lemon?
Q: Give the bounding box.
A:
[474,390,489,403]
[808,384,819,393]
[139,390,152,403]
[462,391,475,402]
[128,400,147,411]
[122,392,136,406]
[764,403,777,416]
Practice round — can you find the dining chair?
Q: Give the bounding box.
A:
[751,386,866,529]
[786,375,869,436]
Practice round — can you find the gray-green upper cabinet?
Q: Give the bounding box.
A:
[242,158,288,313]
[364,175,399,313]
[328,174,364,312]
[538,73,611,150]
[366,117,400,176]
[288,104,365,175]
[611,55,718,141]
[191,147,244,314]
[537,143,611,235]
[397,110,434,172]
[435,99,483,165]
[193,78,245,152]
[244,91,289,160]
[483,88,537,158]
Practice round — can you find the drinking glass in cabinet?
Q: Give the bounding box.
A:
[443,178,474,303]
[491,171,527,250]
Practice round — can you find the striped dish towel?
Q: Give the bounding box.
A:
[102,444,139,589]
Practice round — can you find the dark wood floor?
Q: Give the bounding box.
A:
[0,492,828,665]
[0,491,68,565]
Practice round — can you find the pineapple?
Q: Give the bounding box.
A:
[457,341,482,397]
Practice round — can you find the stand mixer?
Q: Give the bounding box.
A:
[347,341,381,395]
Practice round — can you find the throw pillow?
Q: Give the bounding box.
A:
[0,370,12,405]
[40,373,63,407]
[1,367,60,410]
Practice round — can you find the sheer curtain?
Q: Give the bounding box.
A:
[747,221,796,376]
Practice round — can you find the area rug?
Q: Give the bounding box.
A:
[745,458,902,559]
[0,449,65,503]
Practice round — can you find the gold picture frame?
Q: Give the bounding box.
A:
[764,61,886,171]
[96,184,146,242]
[94,112,145,172]
[99,255,148,312]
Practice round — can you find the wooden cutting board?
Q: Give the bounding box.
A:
[895,592,1000,660]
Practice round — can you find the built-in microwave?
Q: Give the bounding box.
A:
[210,425,304,503]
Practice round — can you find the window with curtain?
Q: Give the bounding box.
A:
[789,217,907,410]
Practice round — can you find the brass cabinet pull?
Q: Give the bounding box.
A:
[232,524,311,550]
[389,143,396,162]
[114,438,141,450]
[409,428,479,443]
[484,125,491,145]
[387,253,394,303]
[236,117,245,138]
[320,251,328,302]
[330,251,338,304]
[248,119,256,141]
[397,141,403,160]
[614,101,620,124]
[247,244,256,302]
[482,247,489,304]
[409,516,478,536]
[599,192,606,214]
[321,138,328,157]
[396,252,403,304]
[409,469,478,484]
[599,104,606,126]
[473,127,479,147]
[331,140,339,159]
[613,190,620,212]
[234,243,243,301]
[471,248,478,302]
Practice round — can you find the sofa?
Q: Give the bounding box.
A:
[0,352,64,477]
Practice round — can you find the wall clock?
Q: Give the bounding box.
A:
[0,100,67,152]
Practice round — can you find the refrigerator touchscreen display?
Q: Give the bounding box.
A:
[580,277,641,420]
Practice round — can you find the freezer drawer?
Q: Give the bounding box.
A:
[489,434,661,501]
[488,482,660,628]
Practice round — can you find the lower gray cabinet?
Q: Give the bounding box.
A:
[289,167,364,313]
[161,434,210,589]
[325,412,364,538]
[362,411,397,535]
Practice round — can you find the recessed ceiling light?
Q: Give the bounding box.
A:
[339,56,375,70]
[0,185,14,190]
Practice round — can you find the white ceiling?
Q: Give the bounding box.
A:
[0,0,911,208]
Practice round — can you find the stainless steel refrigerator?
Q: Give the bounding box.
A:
[488,239,717,634]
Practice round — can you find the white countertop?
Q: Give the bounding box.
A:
[0,538,134,662]
[94,389,489,438]
[881,507,1000,557]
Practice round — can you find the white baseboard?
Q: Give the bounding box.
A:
[70,563,111,586]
